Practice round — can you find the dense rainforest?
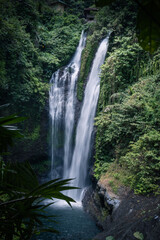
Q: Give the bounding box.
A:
[0,0,160,239]
[0,0,93,174]
[93,1,160,195]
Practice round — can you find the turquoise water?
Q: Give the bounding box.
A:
[33,201,100,240]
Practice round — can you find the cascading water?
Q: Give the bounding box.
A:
[67,34,110,200]
[63,31,86,179]
[49,69,67,179]
[49,30,110,201]
[45,32,110,240]
[49,31,86,179]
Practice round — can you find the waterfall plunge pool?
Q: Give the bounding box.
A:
[33,200,100,240]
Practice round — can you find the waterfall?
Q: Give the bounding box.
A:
[49,30,110,202]
[49,31,86,179]
[63,31,86,179]
[67,35,110,201]
[49,69,67,178]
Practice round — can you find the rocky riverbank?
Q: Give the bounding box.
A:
[83,178,160,240]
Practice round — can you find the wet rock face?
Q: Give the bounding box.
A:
[82,183,120,229]
[93,192,160,240]
[83,183,160,240]
[97,182,121,212]
[82,186,106,229]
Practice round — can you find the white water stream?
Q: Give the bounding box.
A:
[49,31,86,179]
[67,35,110,200]
[49,68,66,178]
[63,31,86,179]
[49,31,110,201]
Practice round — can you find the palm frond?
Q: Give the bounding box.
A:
[0,160,77,239]
[0,114,26,153]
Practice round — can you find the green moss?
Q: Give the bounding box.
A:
[77,35,99,101]
[77,27,109,101]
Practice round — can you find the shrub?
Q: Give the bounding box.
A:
[120,130,160,194]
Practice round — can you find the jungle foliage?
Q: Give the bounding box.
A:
[0,0,85,164]
[0,0,82,118]
[0,111,77,239]
[77,27,108,101]
[77,0,138,100]
[0,161,76,240]
[95,0,160,54]
[95,75,160,194]
[93,0,160,194]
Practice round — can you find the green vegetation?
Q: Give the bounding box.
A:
[106,236,115,240]
[0,1,97,237]
[77,26,109,101]
[0,0,86,165]
[77,33,99,101]
[65,0,95,16]
[0,113,77,239]
[95,73,160,194]
[120,129,160,194]
[105,232,144,240]
[98,36,144,111]
[0,161,76,239]
[0,0,82,117]
[31,158,50,176]
[95,0,160,54]
[0,2,160,238]
[0,111,26,153]
[93,0,160,195]
[134,232,144,240]
[77,0,138,100]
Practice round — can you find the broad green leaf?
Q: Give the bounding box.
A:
[0,160,77,238]
[133,231,144,240]
[0,113,26,153]
[0,115,26,125]
[106,236,115,240]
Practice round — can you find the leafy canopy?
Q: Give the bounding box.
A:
[95,0,160,53]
